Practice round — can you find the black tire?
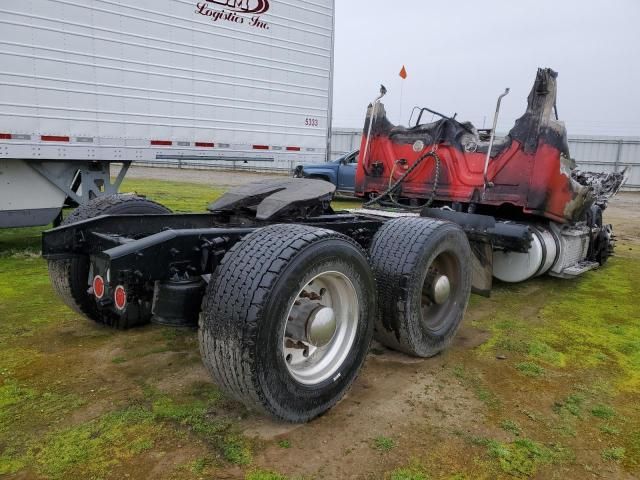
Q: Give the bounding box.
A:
[369,217,472,357]
[48,194,171,328]
[198,224,375,422]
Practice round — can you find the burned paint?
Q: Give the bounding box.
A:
[355,68,620,225]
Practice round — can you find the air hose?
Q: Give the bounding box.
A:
[363,149,441,210]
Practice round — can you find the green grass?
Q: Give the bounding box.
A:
[387,466,430,480]
[486,438,571,477]
[500,419,522,437]
[515,362,545,378]
[591,404,616,420]
[537,262,640,391]
[476,256,640,390]
[0,382,250,478]
[600,424,620,435]
[625,432,640,469]
[553,393,585,418]
[120,178,226,213]
[32,406,159,479]
[0,225,43,254]
[374,436,396,452]
[1,178,639,479]
[468,247,640,472]
[147,385,251,465]
[527,340,567,367]
[245,470,287,480]
[189,457,211,474]
[602,447,626,461]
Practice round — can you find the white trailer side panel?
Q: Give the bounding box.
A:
[0,0,334,169]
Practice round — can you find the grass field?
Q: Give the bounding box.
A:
[1,178,639,479]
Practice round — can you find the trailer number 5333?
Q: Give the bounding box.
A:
[305,118,319,127]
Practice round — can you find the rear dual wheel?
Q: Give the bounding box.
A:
[47,194,171,328]
[198,224,375,422]
[199,218,471,422]
[369,217,472,357]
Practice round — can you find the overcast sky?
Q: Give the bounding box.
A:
[332,0,640,136]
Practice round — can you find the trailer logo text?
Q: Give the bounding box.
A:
[195,0,270,30]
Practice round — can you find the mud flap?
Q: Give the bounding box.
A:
[470,241,492,297]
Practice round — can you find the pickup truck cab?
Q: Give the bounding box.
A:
[293,150,359,194]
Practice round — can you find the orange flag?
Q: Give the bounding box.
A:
[399,65,407,79]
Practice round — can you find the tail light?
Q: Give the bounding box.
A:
[93,275,105,299]
[114,285,127,311]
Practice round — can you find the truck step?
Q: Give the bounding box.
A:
[550,261,599,279]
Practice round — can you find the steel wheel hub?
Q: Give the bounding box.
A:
[431,274,451,305]
[283,271,358,386]
[420,252,460,334]
[307,306,337,347]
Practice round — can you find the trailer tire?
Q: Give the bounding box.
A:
[48,194,171,328]
[369,217,471,357]
[199,224,375,422]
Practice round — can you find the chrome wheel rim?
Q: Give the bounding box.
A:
[283,271,359,386]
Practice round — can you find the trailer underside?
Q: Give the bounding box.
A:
[0,159,130,228]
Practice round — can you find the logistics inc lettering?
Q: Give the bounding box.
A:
[195,0,270,29]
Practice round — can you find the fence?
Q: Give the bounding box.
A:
[135,129,639,191]
[330,129,640,191]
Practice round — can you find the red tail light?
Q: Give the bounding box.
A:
[114,285,127,310]
[93,275,105,299]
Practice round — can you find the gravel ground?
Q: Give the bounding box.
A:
[125,165,289,189]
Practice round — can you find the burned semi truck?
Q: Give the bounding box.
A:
[42,68,625,422]
[355,68,625,290]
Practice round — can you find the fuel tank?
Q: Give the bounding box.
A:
[493,222,597,282]
[493,225,559,283]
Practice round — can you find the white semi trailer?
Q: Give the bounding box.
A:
[0,0,335,227]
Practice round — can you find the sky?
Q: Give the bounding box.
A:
[332,0,640,136]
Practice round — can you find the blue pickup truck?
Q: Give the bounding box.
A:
[293,150,359,195]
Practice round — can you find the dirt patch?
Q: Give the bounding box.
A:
[245,349,482,479]
[604,192,640,243]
